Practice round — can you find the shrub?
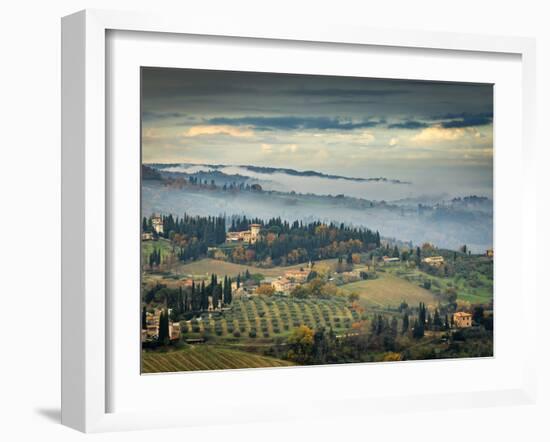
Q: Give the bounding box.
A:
[249,329,257,338]
[263,331,270,338]
[233,330,241,338]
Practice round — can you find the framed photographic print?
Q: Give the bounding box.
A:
[61,9,538,432]
[139,67,494,373]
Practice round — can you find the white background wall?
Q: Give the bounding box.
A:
[0,0,548,440]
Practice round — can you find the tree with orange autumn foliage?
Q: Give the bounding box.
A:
[256,284,275,296]
[287,325,315,363]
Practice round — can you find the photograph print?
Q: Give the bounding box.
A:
[140,68,494,373]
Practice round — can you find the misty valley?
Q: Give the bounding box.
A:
[142,163,493,253]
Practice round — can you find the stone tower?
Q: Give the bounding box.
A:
[249,224,261,243]
[152,214,164,235]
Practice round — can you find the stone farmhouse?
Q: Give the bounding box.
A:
[284,268,310,283]
[226,223,262,244]
[453,311,473,328]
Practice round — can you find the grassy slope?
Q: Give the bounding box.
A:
[340,272,437,308]
[175,258,338,278]
[141,345,294,373]
[385,266,492,305]
[141,238,173,261]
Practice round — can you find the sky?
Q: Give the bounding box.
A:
[141,67,493,191]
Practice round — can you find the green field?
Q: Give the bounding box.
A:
[175,258,338,278]
[142,345,294,373]
[141,238,174,261]
[384,266,493,305]
[340,273,437,308]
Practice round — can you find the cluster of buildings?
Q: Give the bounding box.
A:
[141,309,181,342]
[226,224,262,244]
[453,311,472,328]
[141,214,164,241]
[271,267,311,293]
[256,267,312,294]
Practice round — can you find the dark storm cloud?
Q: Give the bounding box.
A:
[441,117,492,128]
[286,88,411,97]
[387,120,429,130]
[437,112,494,128]
[142,111,188,121]
[206,116,386,131]
[141,68,494,134]
[436,111,493,119]
[385,112,493,130]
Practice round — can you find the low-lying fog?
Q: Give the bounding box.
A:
[161,164,492,202]
[142,178,493,252]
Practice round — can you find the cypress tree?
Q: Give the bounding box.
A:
[419,302,427,325]
[212,285,219,310]
[433,308,442,329]
[412,318,424,339]
[202,281,208,310]
[157,311,163,341]
[158,310,170,343]
[390,316,398,336]
[177,287,183,315]
[223,276,228,305]
[392,245,399,258]
[227,277,232,305]
[210,274,216,295]
[402,313,409,335]
[163,310,170,343]
[141,306,147,330]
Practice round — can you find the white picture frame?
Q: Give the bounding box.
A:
[61,9,538,433]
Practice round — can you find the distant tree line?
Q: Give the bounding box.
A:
[230,216,381,266]
[144,213,381,267]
